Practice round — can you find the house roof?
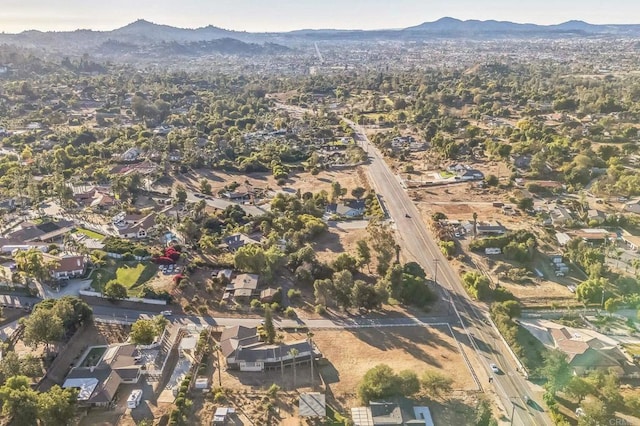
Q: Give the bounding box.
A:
[42,254,86,273]
[220,325,260,358]
[369,402,404,425]
[232,273,259,290]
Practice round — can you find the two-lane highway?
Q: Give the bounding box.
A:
[342,116,551,426]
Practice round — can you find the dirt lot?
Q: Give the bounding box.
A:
[206,327,479,425]
[311,327,476,407]
[312,224,370,265]
[176,167,368,200]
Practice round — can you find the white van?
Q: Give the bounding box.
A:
[127,389,143,409]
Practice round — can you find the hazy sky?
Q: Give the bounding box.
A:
[2,0,640,33]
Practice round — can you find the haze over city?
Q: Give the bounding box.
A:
[2,0,640,33]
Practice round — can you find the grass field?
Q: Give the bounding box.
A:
[75,227,105,240]
[92,262,158,296]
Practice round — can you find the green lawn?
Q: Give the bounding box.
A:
[439,171,456,179]
[75,228,105,241]
[623,344,640,356]
[92,262,158,296]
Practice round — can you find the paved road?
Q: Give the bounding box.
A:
[342,117,551,426]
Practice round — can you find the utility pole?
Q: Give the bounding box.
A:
[433,258,440,284]
[308,332,315,389]
[510,401,516,426]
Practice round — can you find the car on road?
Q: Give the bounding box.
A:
[194,193,205,198]
[161,310,172,316]
[454,232,461,238]
[490,363,500,373]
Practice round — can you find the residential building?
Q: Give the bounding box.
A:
[587,209,606,224]
[43,254,87,280]
[623,199,640,215]
[118,213,157,239]
[220,233,261,252]
[550,206,573,226]
[325,199,366,218]
[222,273,259,302]
[541,326,640,378]
[220,325,321,372]
[62,344,143,407]
[351,401,429,426]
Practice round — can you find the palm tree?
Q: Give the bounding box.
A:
[472,211,478,238]
[307,332,315,388]
[289,348,299,389]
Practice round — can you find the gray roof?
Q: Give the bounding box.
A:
[299,392,326,417]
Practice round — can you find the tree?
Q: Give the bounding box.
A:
[330,181,342,202]
[37,385,77,426]
[420,370,453,398]
[398,370,420,396]
[103,280,127,300]
[472,212,478,238]
[262,307,276,344]
[175,184,187,204]
[357,364,401,403]
[541,349,571,395]
[351,186,366,200]
[517,197,534,211]
[578,398,609,426]
[332,253,358,273]
[475,398,496,426]
[21,309,63,350]
[485,174,499,186]
[355,239,371,272]
[199,178,212,195]
[604,297,619,316]
[563,376,594,404]
[0,376,39,426]
[130,318,161,345]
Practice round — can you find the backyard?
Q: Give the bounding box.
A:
[75,227,105,241]
[92,261,158,296]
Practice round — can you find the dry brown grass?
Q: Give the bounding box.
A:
[311,327,476,408]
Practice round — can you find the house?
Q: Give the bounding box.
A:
[0,198,16,211]
[213,407,236,425]
[512,154,532,170]
[299,392,326,418]
[260,287,280,303]
[351,401,429,426]
[220,233,261,252]
[460,220,506,236]
[220,325,321,372]
[120,147,141,162]
[623,199,640,214]
[541,325,640,378]
[457,169,484,181]
[621,231,640,252]
[325,200,366,218]
[587,209,606,224]
[0,238,49,254]
[570,228,614,245]
[222,273,259,302]
[43,254,87,280]
[118,213,157,239]
[6,219,74,243]
[62,344,143,407]
[222,185,254,201]
[550,206,573,226]
[168,150,182,162]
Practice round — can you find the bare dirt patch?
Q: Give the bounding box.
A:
[311,327,476,408]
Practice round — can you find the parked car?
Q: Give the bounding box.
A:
[161,310,172,316]
[490,363,500,373]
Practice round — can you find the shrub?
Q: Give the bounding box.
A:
[315,304,326,315]
[250,299,262,310]
[197,305,208,316]
[284,307,296,318]
[266,383,280,398]
[287,288,302,300]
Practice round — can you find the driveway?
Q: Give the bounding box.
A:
[41,278,93,299]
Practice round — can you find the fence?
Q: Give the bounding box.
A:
[79,290,167,305]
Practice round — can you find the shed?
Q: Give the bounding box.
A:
[213,407,235,424]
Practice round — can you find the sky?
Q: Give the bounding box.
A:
[2,0,640,33]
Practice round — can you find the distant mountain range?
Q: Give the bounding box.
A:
[3,17,640,57]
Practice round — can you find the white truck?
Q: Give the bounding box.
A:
[127,389,143,409]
